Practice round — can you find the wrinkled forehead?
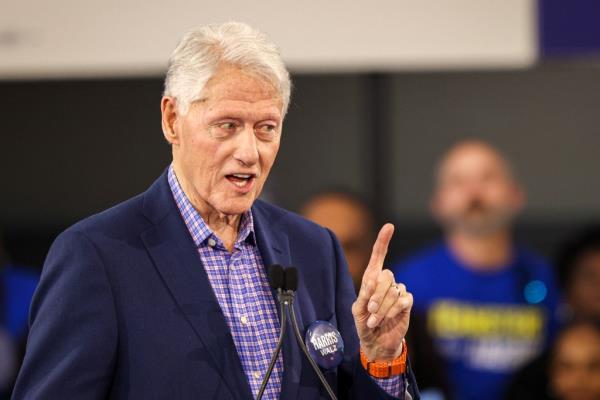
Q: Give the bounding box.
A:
[436,142,514,184]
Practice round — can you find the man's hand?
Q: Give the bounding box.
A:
[351,223,413,361]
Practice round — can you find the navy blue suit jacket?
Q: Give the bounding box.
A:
[13,172,419,399]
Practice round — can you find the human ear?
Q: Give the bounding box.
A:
[161,96,180,145]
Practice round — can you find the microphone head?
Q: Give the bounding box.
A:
[267,264,285,290]
[284,267,299,292]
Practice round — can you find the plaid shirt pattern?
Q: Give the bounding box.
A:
[168,166,404,399]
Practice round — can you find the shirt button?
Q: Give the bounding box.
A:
[240,315,248,325]
[253,371,261,380]
[207,238,217,247]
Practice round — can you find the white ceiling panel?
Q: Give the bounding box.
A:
[0,0,537,78]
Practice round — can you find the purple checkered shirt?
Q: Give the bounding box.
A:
[168,166,405,399]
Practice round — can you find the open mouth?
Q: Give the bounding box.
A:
[225,173,256,190]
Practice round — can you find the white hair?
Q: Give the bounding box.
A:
[163,21,291,116]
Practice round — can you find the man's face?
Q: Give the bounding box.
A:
[162,64,283,217]
[302,195,374,292]
[432,143,524,236]
[551,325,600,400]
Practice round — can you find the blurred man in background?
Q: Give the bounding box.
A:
[301,190,376,292]
[392,140,560,400]
[0,234,38,399]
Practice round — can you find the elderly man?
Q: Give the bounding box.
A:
[392,140,559,400]
[13,22,417,399]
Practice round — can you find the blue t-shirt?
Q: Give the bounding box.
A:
[1,264,38,394]
[392,243,559,400]
[1,265,39,339]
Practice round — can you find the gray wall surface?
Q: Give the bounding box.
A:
[387,63,600,222]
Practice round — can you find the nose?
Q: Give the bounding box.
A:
[463,178,483,196]
[232,125,259,166]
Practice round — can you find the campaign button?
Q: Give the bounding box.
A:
[305,320,344,370]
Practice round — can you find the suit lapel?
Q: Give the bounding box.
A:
[140,173,253,400]
[253,202,303,400]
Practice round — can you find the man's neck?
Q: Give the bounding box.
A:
[172,164,241,253]
[447,230,513,271]
[203,213,241,253]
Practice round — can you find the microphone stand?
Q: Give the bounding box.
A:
[257,266,338,400]
[256,288,290,400]
[286,291,338,400]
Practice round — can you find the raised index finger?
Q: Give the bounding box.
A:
[363,223,395,281]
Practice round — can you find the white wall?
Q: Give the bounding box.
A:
[0,0,536,78]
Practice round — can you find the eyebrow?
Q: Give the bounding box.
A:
[207,108,282,122]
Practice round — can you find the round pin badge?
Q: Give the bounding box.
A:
[305,320,344,370]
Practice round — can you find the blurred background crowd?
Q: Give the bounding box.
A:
[2,0,600,399]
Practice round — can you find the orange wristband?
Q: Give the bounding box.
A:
[360,339,407,378]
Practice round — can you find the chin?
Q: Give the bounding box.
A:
[218,197,256,216]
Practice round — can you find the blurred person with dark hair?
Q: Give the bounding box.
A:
[300,189,376,292]
[549,319,600,400]
[506,226,600,400]
[509,318,600,400]
[391,140,560,400]
[0,234,38,399]
[556,226,600,321]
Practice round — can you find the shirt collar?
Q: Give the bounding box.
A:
[167,164,255,249]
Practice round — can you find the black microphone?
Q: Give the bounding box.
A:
[284,266,298,291]
[285,267,338,400]
[257,265,288,400]
[267,263,285,291]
